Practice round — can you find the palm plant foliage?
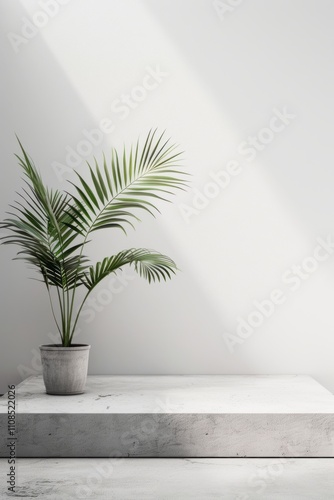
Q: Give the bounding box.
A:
[0,131,187,346]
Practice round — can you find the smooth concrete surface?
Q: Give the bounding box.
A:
[0,458,334,499]
[1,375,334,457]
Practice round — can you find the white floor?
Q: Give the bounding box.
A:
[1,458,333,499]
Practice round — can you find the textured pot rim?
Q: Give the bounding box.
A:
[40,344,91,351]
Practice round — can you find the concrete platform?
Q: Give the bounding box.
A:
[0,458,333,499]
[1,375,334,457]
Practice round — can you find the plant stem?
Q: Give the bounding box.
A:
[68,242,86,342]
[56,286,65,344]
[68,289,91,345]
[46,287,61,335]
[62,286,67,345]
[66,288,72,346]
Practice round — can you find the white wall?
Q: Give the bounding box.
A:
[1,0,334,394]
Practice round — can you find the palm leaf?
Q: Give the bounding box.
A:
[0,143,86,289]
[67,129,188,238]
[81,248,177,291]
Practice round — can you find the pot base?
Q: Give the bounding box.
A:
[46,391,85,396]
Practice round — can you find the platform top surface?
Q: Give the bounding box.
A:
[0,375,334,414]
[1,375,334,414]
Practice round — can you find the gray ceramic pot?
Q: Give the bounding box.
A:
[39,344,91,395]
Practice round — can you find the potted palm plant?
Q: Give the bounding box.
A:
[0,130,187,395]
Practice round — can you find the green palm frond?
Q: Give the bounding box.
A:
[15,138,61,237]
[81,248,177,291]
[0,212,88,291]
[1,142,85,265]
[67,129,188,238]
[19,252,89,291]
